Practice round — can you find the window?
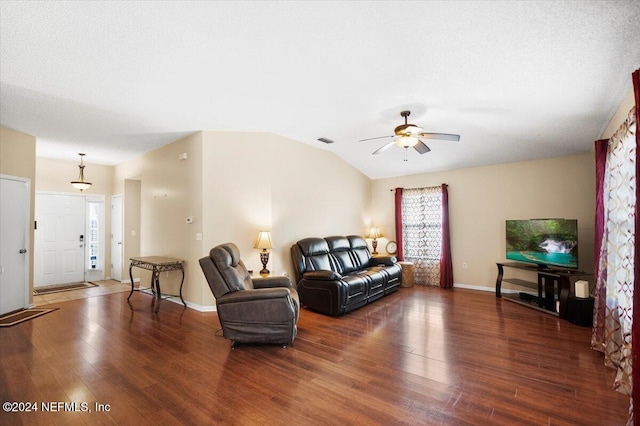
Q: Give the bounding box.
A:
[402,186,443,286]
[85,195,105,281]
[88,201,100,269]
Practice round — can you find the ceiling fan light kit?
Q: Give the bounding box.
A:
[395,136,419,148]
[360,110,460,160]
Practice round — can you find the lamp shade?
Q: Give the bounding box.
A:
[71,181,92,191]
[254,231,273,250]
[367,227,382,239]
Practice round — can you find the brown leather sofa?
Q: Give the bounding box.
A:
[199,243,299,347]
[290,235,402,316]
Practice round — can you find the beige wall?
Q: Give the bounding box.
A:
[201,131,372,306]
[123,179,141,283]
[113,130,370,309]
[0,126,37,302]
[114,132,204,306]
[371,154,595,292]
[36,157,114,195]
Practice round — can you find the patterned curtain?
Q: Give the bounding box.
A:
[591,104,636,408]
[632,67,640,426]
[401,186,443,286]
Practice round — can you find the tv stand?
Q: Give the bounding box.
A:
[495,262,591,319]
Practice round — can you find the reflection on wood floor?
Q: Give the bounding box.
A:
[33,279,130,306]
[1,285,629,425]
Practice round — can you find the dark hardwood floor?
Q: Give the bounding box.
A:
[0,286,629,425]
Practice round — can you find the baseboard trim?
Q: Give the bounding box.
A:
[187,302,217,312]
[150,293,217,312]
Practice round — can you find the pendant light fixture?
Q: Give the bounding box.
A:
[70,153,92,191]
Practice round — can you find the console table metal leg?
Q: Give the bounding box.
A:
[495,263,504,298]
[179,266,186,308]
[127,263,135,301]
[153,269,161,314]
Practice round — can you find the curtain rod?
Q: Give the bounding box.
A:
[390,183,448,191]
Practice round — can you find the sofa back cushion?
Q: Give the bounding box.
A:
[294,237,336,273]
[348,235,372,268]
[291,235,374,283]
[326,236,359,274]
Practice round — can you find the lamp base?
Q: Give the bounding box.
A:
[259,251,270,277]
[372,239,378,256]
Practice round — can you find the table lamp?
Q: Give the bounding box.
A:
[367,227,382,255]
[254,231,273,277]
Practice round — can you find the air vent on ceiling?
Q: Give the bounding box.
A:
[317,137,334,144]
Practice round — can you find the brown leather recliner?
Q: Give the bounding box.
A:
[199,243,299,347]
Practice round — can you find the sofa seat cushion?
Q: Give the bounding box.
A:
[341,273,368,305]
[354,266,386,298]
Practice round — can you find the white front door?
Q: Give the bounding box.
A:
[0,176,30,315]
[110,195,123,281]
[35,194,86,287]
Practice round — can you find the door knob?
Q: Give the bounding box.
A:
[19,249,27,254]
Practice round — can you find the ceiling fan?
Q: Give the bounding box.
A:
[360,110,460,160]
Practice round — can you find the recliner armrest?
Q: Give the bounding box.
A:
[303,270,341,281]
[252,275,293,289]
[371,256,397,266]
[217,288,293,304]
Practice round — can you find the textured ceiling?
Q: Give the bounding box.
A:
[1,1,639,179]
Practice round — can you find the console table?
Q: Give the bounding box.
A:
[495,262,591,319]
[128,256,186,313]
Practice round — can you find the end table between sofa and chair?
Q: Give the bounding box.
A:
[128,256,187,313]
[397,261,415,288]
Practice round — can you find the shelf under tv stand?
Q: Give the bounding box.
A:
[495,262,591,319]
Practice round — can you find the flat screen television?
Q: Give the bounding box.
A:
[505,219,578,270]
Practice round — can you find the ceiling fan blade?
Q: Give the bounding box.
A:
[359,135,394,142]
[413,141,431,154]
[372,141,395,155]
[358,135,395,142]
[417,132,460,142]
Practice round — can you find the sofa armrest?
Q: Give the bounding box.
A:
[252,275,293,289]
[303,270,341,281]
[371,256,397,266]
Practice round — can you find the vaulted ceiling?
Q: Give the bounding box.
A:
[2,1,639,179]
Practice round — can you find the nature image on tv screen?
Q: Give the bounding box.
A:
[506,219,578,269]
